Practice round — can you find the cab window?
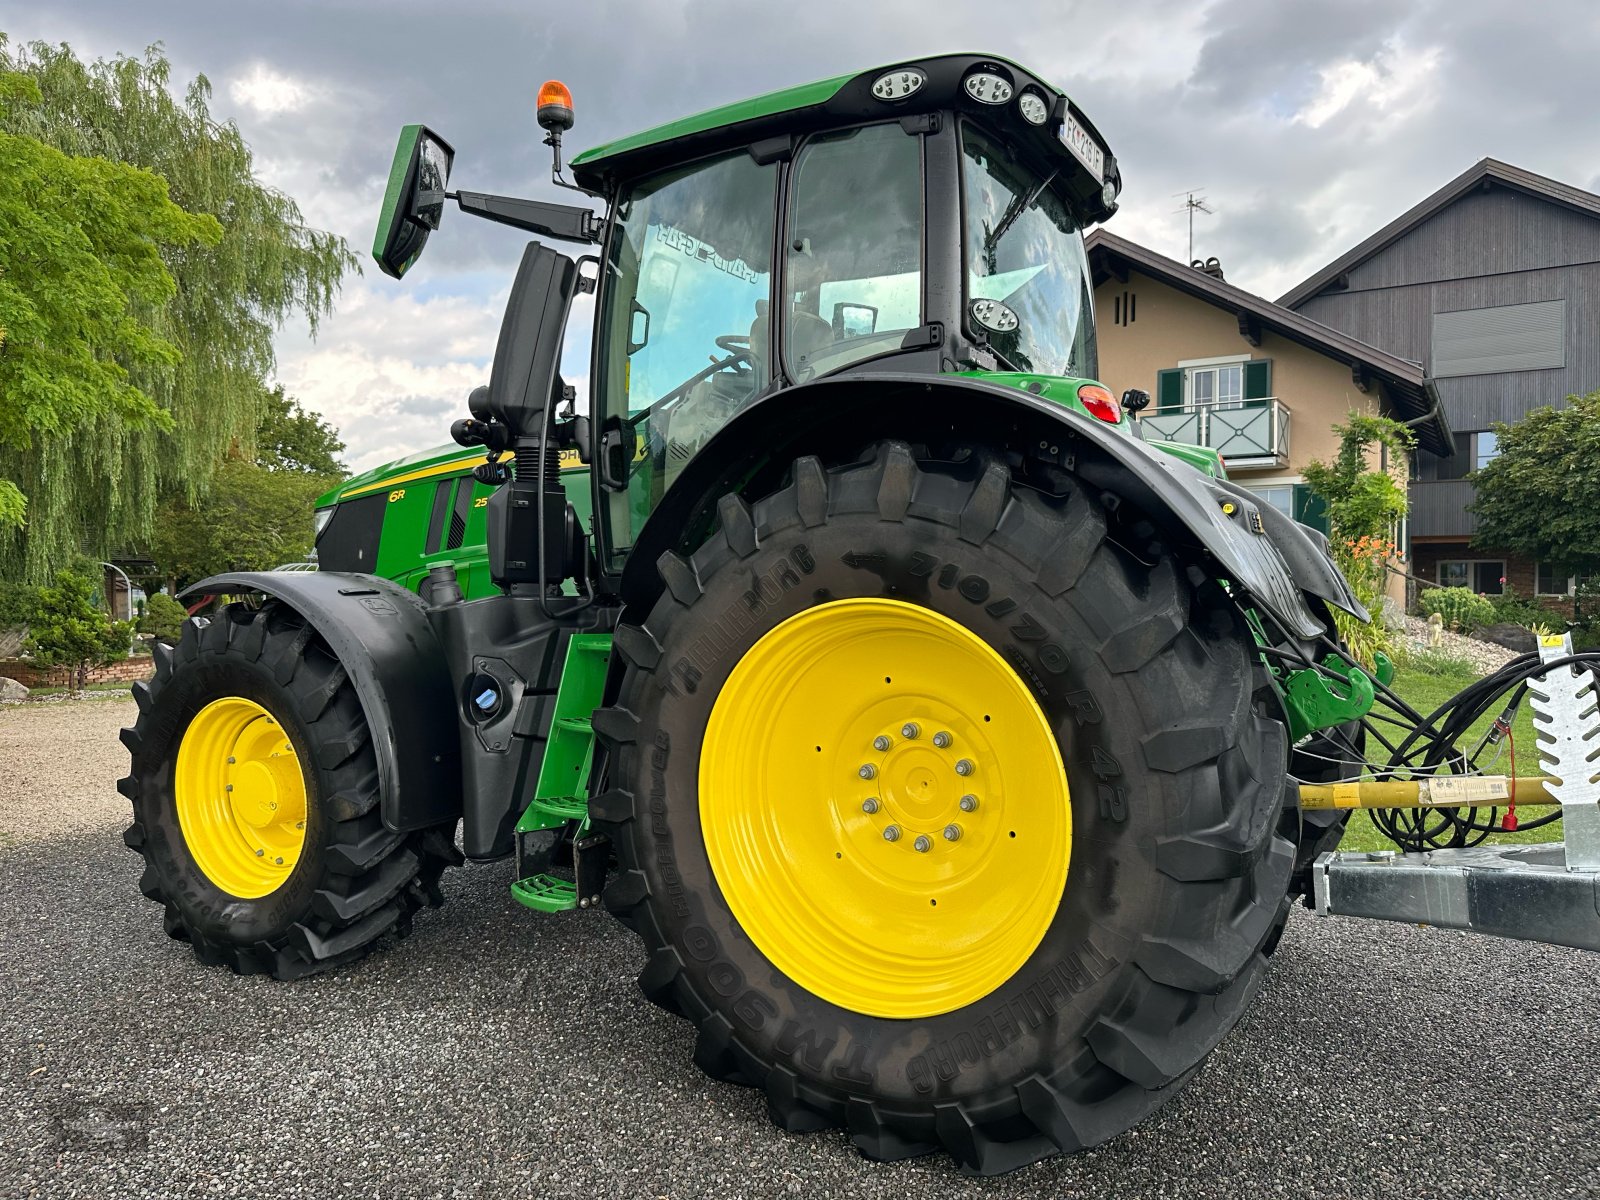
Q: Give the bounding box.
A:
[961,124,1095,378]
[783,124,923,382]
[596,152,777,565]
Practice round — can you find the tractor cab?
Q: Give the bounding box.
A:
[575,58,1122,569]
[368,55,1140,594]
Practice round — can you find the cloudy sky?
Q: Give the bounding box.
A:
[10,1,1600,471]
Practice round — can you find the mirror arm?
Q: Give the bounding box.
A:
[453,191,602,244]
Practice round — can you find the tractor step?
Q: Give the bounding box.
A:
[513,632,612,837]
[525,794,588,823]
[510,873,579,913]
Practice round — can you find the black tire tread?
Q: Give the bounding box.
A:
[119,602,458,980]
[592,442,1294,1174]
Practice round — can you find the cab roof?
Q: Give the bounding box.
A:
[569,53,1119,220]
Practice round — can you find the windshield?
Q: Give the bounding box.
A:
[596,151,777,566]
[961,124,1095,378]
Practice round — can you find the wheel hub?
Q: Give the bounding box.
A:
[175,697,308,898]
[699,598,1072,1019]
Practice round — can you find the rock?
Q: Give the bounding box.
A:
[1475,622,1537,653]
[1380,596,1406,631]
[0,676,29,702]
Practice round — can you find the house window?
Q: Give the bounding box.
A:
[1156,357,1272,413]
[1473,431,1499,471]
[1242,484,1293,516]
[1111,291,1136,326]
[1538,564,1593,596]
[1438,559,1504,595]
[1190,362,1243,408]
[1432,300,1565,377]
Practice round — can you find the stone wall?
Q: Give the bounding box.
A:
[0,656,155,688]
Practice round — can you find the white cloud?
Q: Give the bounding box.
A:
[274,281,504,472]
[229,62,319,116]
[1293,43,1442,129]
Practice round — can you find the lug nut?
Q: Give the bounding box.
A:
[943,824,962,842]
[901,722,920,739]
[254,849,264,857]
[913,835,932,853]
[227,756,236,765]
[858,764,877,780]
[932,731,952,748]
[883,825,901,842]
[959,794,978,812]
[873,735,892,752]
[861,797,880,814]
[274,856,283,865]
[955,759,975,777]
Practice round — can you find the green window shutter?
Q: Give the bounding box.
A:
[1242,359,1272,408]
[1292,483,1328,535]
[1156,368,1184,412]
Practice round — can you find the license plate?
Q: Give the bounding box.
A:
[1059,112,1104,183]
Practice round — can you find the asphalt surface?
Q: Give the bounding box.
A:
[2,698,1598,1199]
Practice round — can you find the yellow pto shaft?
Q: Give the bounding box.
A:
[1298,777,1559,810]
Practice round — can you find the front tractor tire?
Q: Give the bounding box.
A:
[593,441,1294,1174]
[119,602,461,979]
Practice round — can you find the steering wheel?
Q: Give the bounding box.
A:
[714,334,750,355]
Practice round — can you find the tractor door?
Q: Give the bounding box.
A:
[591,120,929,575]
[592,151,779,572]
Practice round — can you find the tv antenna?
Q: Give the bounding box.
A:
[1174,190,1214,262]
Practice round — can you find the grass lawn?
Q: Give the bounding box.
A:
[1332,658,1561,852]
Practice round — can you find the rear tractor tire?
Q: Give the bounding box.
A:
[119,601,461,979]
[592,440,1295,1174]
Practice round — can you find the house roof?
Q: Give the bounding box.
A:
[1085,229,1453,456]
[1276,158,1600,309]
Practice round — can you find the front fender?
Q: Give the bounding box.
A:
[618,374,1360,640]
[181,571,461,833]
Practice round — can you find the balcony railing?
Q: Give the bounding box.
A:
[1138,397,1291,468]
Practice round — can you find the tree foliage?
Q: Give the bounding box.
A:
[25,568,134,690]
[146,377,344,589]
[0,63,219,552]
[148,458,330,588]
[1471,390,1600,574]
[136,590,187,642]
[1301,412,1415,545]
[257,385,346,476]
[0,37,358,580]
[1302,413,1415,667]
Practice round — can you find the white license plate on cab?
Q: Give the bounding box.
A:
[1059,112,1104,182]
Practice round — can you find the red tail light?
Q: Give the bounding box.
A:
[1077,384,1122,424]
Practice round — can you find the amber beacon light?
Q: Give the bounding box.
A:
[537,80,575,132]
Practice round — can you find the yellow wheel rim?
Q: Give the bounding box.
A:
[175,696,308,898]
[700,598,1071,1019]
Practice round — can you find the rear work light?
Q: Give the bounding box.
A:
[1077,384,1122,424]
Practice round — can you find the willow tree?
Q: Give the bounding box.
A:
[0,65,220,577]
[0,36,358,579]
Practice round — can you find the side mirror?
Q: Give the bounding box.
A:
[832,302,878,338]
[373,125,455,279]
[1121,388,1151,414]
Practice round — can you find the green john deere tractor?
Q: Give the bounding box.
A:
[120,55,1376,1173]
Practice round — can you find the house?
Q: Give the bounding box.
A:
[1086,229,1452,604]
[1279,158,1600,603]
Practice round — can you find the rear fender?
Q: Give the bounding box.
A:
[617,374,1359,640]
[180,572,461,833]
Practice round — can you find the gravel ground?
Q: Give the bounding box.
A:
[2,699,1598,1199]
